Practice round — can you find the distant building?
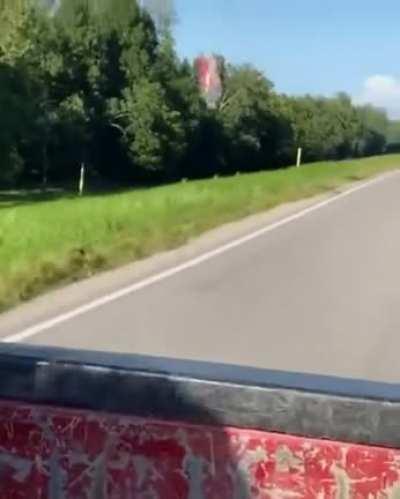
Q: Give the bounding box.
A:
[195,55,223,109]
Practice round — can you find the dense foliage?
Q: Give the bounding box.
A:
[387,120,400,152]
[0,0,393,187]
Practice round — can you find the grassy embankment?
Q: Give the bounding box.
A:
[1,154,399,311]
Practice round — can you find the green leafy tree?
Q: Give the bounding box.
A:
[386,120,400,153]
[110,79,185,179]
[142,0,176,35]
[219,64,291,172]
[356,105,389,156]
[0,0,390,188]
[0,64,30,184]
[286,94,362,162]
[0,0,37,185]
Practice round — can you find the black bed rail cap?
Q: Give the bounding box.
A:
[0,343,399,448]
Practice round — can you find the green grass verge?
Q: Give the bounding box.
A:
[1,154,399,312]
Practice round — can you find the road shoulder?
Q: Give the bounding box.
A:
[0,172,395,338]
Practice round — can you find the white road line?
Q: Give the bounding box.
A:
[3,171,398,344]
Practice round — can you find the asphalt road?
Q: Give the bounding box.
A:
[3,172,400,382]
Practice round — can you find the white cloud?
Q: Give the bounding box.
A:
[354,75,400,119]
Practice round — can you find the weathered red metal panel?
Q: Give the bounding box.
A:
[0,401,400,498]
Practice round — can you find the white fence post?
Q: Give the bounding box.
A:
[296,148,303,168]
[79,163,85,196]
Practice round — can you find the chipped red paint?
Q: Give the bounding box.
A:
[0,401,399,498]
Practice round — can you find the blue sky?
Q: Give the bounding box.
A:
[174,0,400,118]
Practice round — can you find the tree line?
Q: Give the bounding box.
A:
[0,0,393,188]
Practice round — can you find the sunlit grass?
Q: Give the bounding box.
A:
[1,154,399,311]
